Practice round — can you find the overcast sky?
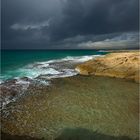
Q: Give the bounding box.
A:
[1,0,139,49]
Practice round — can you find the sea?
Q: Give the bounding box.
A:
[0,50,107,108]
[1,50,107,82]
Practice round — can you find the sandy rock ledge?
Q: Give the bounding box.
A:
[76,52,140,83]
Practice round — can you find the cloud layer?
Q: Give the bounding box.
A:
[2,0,139,49]
[77,32,139,49]
[11,20,50,30]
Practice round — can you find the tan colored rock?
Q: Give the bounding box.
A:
[134,71,140,83]
[76,52,140,83]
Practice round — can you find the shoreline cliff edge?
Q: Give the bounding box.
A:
[76,51,140,83]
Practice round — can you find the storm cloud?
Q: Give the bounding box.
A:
[1,0,139,49]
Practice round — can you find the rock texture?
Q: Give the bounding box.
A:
[76,52,140,83]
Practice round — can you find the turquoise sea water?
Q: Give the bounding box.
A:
[1,50,107,81]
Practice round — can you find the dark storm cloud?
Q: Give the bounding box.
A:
[1,0,139,49]
[50,0,139,41]
[77,32,139,50]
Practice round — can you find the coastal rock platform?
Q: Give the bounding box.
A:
[76,52,140,83]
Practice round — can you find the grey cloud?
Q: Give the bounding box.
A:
[11,20,51,31]
[77,32,139,49]
[49,0,139,41]
[2,0,139,49]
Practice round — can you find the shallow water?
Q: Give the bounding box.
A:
[1,76,139,140]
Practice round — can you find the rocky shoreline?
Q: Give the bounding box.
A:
[76,51,140,83]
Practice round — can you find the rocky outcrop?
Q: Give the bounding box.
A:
[76,52,140,83]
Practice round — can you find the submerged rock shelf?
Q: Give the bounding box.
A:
[1,76,139,140]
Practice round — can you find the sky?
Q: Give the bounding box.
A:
[1,0,139,50]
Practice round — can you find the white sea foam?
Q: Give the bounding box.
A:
[16,79,30,90]
[1,54,102,109]
[45,55,101,64]
[0,79,4,84]
[22,55,100,80]
[1,79,30,110]
[16,79,30,85]
[1,54,101,82]
[37,80,50,85]
[61,55,99,62]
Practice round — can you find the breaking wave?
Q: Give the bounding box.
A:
[0,54,101,108]
[1,55,101,82]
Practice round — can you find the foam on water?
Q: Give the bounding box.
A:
[1,55,101,82]
[45,55,101,64]
[17,67,60,79]
[1,54,102,108]
[0,78,31,109]
[15,79,30,90]
[0,79,4,84]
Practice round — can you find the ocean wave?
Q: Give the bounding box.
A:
[1,54,101,82]
[1,54,102,108]
[98,50,109,52]
[45,55,101,63]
